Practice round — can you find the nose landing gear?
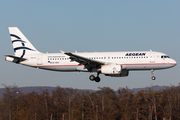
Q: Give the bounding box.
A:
[89,72,101,82]
[151,69,156,80]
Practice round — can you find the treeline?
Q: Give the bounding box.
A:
[0,84,180,120]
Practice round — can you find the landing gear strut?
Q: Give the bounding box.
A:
[151,69,156,80]
[89,72,101,82]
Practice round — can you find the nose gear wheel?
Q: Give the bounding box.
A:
[151,69,156,80]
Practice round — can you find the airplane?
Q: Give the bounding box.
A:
[5,27,177,82]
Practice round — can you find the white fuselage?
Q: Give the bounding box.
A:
[6,27,177,82]
[18,51,176,72]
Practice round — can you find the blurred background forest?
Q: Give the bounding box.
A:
[0,83,180,120]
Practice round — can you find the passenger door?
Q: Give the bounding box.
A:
[37,55,42,65]
[150,52,155,63]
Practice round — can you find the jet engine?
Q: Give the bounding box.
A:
[101,64,121,74]
[105,70,129,77]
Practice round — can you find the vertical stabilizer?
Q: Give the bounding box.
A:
[9,27,40,58]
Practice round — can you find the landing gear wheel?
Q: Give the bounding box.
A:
[151,69,156,80]
[89,72,101,82]
[89,75,95,81]
[95,77,100,82]
[151,76,156,80]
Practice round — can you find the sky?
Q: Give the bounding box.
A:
[0,1,180,90]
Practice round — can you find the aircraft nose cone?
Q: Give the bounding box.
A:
[172,59,177,66]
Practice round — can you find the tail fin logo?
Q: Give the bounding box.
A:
[10,34,35,58]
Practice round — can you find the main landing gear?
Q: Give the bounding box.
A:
[89,72,101,83]
[151,69,156,80]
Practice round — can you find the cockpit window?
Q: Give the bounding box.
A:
[161,55,170,58]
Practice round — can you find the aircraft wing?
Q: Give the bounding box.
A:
[64,52,105,68]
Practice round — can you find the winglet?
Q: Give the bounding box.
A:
[60,50,65,53]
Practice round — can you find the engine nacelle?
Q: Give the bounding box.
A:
[105,70,129,77]
[101,64,121,74]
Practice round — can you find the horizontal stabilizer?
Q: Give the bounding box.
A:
[5,55,27,63]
